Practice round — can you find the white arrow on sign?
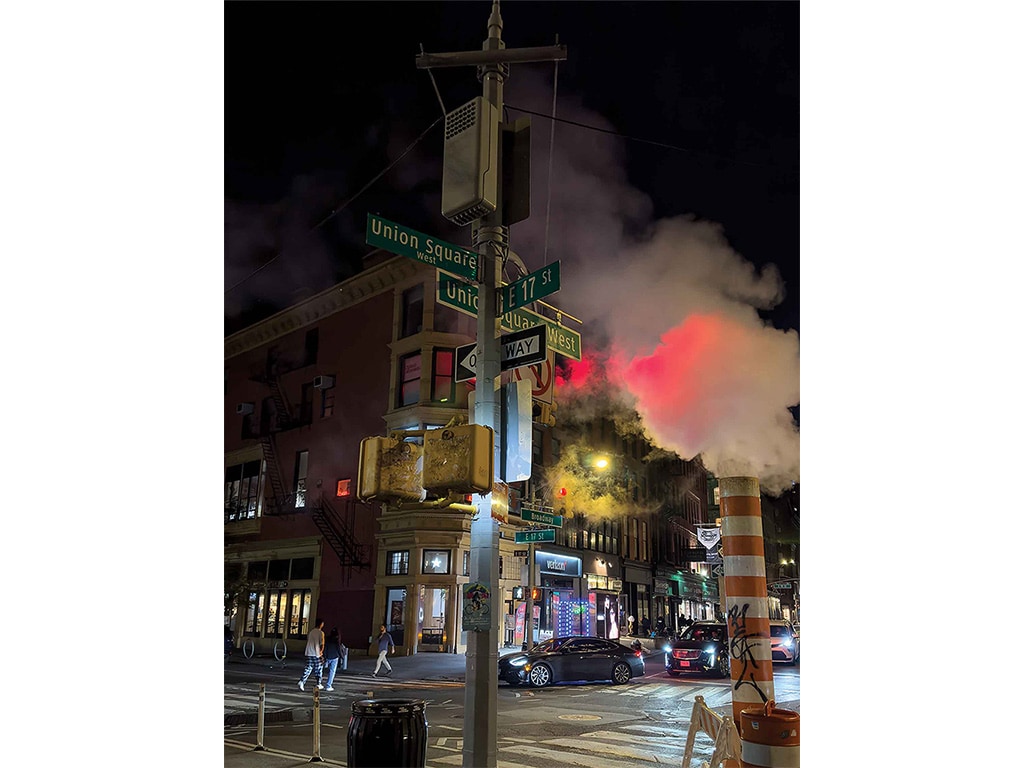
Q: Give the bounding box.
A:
[455,325,547,383]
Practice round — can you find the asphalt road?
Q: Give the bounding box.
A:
[224,648,800,767]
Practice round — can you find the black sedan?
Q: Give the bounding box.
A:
[664,622,730,678]
[498,635,645,688]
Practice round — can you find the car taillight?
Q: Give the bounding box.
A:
[635,649,642,657]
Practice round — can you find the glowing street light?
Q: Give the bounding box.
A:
[594,456,609,470]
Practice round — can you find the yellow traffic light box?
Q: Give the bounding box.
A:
[422,424,494,495]
[357,436,426,502]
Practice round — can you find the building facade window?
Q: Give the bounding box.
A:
[304,328,319,366]
[434,301,473,334]
[387,551,410,576]
[422,550,451,574]
[225,460,264,520]
[300,382,314,425]
[398,352,421,407]
[293,450,308,509]
[401,284,424,338]
[431,348,455,402]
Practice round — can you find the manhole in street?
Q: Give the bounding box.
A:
[558,714,602,721]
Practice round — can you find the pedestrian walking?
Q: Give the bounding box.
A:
[372,623,395,677]
[627,614,635,636]
[641,616,651,637]
[322,627,348,691]
[298,617,326,691]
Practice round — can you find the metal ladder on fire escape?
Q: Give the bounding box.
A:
[258,434,290,513]
[255,371,367,567]
[312,495,369,568]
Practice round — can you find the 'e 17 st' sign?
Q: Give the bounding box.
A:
[514,528,555,544]
[437,273,582,360]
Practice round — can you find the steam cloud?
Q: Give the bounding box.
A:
[507,71,799,493]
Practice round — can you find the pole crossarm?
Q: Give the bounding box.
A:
[415,45,567,69]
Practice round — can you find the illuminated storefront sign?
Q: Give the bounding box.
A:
[536,551,582,577]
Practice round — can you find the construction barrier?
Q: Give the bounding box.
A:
[720,476,775,727]
[682,695,742,768]
[739,700,799,767]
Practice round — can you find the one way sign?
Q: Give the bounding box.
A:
[455,325,547,382]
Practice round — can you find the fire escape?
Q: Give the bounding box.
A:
[250,369,369,568]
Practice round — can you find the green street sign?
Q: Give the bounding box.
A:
[366,214,478,280]
[499,261,560,313]
[521,509,563,528]
[437,273,582,361]
[515,528,556,544]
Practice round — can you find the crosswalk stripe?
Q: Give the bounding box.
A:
[497,741,672,767]
[577,729,681,747]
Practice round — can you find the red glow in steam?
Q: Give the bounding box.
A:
[556,356,594,391]
[622,314,742,449]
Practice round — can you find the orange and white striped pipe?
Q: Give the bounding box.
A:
[720,476,775,730]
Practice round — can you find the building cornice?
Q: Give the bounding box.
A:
[225,254,428,360]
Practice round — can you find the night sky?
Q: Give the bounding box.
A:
[225,0,799,335]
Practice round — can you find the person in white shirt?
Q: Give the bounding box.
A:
[298,618,326,691]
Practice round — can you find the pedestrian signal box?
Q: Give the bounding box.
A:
[357,437,426,503]
[422,424,494,495]
[513,586,525,600]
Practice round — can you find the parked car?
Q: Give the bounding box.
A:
[769,621,800,664]
[664,622,730,678]
[498,635,645,688]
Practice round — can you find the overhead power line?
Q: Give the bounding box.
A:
[225,114,444,295]
[505,103,797,175]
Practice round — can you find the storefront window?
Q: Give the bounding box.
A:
[288,590,311,638]
[265,590,287,637]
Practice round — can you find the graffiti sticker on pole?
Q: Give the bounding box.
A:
[462,582,492,632]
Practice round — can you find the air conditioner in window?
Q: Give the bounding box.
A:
[236,402,255,415]
[313,375,335,390]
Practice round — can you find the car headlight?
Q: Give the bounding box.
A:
[782,638,792,648]
[704,645,717,654]
[509,657,528,667]
[663,644,672,653]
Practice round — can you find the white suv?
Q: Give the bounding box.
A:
[769,621,800,664]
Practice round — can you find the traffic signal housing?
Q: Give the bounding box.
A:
[357,436,426,503]
[532,399,556,427]
[422,424,494,495]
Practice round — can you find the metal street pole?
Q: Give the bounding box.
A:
[465,6,505,767]
[416,5,566,766]
[525,541,535,651]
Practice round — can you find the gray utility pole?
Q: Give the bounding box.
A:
[525,541,535,651]
[416,4,565,767]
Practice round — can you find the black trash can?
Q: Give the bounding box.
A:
[348,698,428,768]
